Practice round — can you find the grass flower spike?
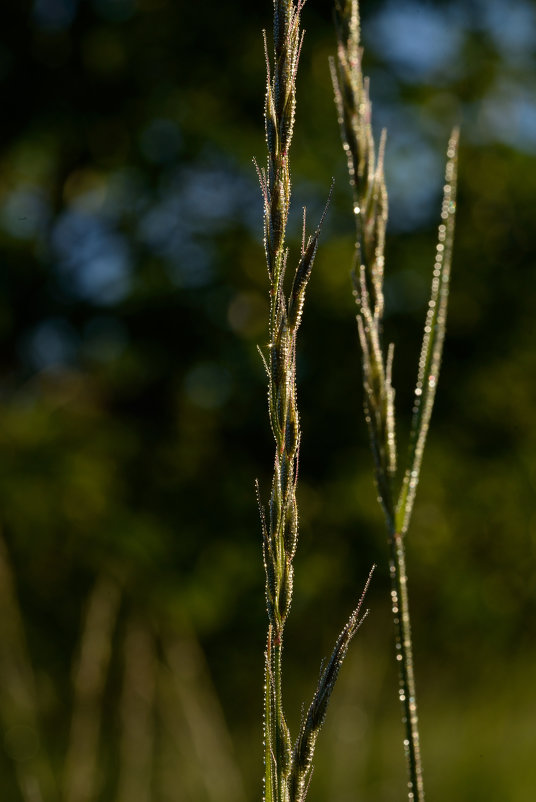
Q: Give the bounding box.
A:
[256,2,372,800]
[331,1,459,799]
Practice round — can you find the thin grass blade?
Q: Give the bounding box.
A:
[396,129,459,536]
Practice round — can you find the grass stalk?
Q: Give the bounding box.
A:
[0,534,57,802]
[116,618,156,802]
[256,3,372,801]
[331,2,459,799]
[162,631,246,802]
[63,575,121,802]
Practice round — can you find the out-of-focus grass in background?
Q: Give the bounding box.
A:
[0,0,535,800]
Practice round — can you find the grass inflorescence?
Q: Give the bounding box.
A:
[255,2,373,801]
[331,1,458,799]
[256,1,457,799]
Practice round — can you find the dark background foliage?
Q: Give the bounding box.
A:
[1,0,535,800]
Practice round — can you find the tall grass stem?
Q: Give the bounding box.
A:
[331,2,458,799]
[257,2,372,800]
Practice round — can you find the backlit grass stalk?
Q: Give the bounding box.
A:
[64,574,121,802]
[0,535,57,802]
[117,618,156,802]
[256,2,372,801]
[331,2,458,799]
[162,631,247,802]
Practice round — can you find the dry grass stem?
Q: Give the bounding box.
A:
[162,632,247,802]
[0,535,57,802]
[117,618,156,802]
[63,574,121,802]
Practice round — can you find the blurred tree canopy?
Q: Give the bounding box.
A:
[1,0,536,800]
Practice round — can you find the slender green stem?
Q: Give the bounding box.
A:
[389,531,423,802]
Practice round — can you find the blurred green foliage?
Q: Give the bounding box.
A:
[1,0,536,800]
